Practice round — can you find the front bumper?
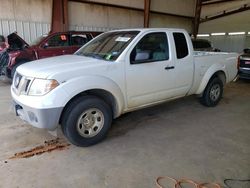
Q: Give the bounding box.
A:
[11,86,64,130]
[13,100,63,130]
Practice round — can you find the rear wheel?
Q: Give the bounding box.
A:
[200,77,223,107]
[61,96,112,147]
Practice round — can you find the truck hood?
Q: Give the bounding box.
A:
[16,55,107,79]
[7,33,29,50]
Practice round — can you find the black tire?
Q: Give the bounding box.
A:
[200,77,223,107]
[61,96,112,147]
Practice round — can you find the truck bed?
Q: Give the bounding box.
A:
[189,51,238,95]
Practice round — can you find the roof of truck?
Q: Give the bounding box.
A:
[107,28,188,33]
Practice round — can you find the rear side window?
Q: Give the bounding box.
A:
[173,32,188,59]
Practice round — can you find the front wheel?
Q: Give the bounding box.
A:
[61,96,112,147]
[200,77,223,107]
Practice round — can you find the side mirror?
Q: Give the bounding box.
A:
[130,49,150,64]
[135,51,150,61]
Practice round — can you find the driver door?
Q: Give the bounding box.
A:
[126,32,177,108]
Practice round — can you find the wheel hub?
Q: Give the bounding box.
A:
[77,108,104,138]
[210,84,220,101]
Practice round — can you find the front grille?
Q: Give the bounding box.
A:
[13,73,33,95]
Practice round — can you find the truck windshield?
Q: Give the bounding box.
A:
[75,31,140,61]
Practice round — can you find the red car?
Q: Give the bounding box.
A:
[0,31,101,78]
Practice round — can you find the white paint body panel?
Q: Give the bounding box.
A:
[190,51,238,95]
[11,28,238,130]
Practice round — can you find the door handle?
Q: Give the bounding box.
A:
[165,66,175,70]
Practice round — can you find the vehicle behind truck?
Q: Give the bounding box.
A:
[11,28,238,147]
[238,48,250,79]
[0,31,101,78]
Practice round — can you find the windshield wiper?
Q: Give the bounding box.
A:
[82,53,103,60]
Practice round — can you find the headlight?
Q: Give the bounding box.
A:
[28,79,59,96]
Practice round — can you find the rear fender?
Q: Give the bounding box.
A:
[195,63,227,95]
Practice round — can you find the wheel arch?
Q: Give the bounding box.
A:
[214,71,226,85]
[59,89,120,124]
[196,69,226,95]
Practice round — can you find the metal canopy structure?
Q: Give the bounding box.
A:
[193,0,250,37]
[50,0,249,36]
[200,0,250,22]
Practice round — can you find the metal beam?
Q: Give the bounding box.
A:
[51,0,69,33]
[144,0,151,28]
[69,0,194,19]
[150,10,193,19]
[200,4,250,23]
[202,0,241,6]
[193,0,202,38]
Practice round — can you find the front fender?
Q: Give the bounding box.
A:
[195,63,226,95]
[60,75,125,117]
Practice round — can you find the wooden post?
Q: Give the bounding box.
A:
[144,0,151,28]
[50,0,68,33]
[193,0,202,38]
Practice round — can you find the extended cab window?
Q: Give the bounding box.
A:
[46,34,69,47]
[173,32,188,59]
[130,32,169,64]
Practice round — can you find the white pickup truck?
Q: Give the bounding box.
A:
[11,28,238,147]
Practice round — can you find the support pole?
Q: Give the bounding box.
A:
[144,0,151,28]
[51,0,68,33]
[193,0,202,38]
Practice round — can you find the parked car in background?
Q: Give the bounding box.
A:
[192,39,220,52]
[238,48,250,79]
[0,31,101,78]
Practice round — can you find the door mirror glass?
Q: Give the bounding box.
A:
[135,51,150,61]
